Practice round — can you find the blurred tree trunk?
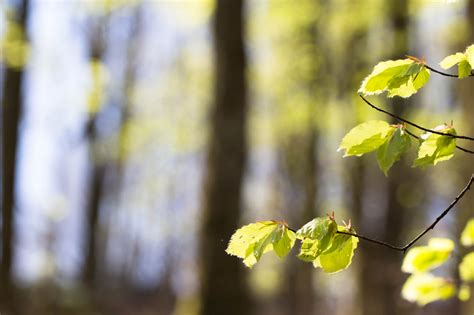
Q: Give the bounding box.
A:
[276,10,322,313]
[82,23,107,287]
[198,1,250,315]
[277,125,318,315]
[375,2,412,314]
[351,2,414,315]
[0,0,29,313]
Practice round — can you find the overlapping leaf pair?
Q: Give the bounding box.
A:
[338,121,456,174]
[358,59,430,98]
[439,44,474,78]
[401,219,474,306]
[226,216,358,274]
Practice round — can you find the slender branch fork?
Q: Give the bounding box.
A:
[359,95,474,141]
[318,63,474,251]
[284,65,474,254]
[359,95,474,154]
[337,174,474,253]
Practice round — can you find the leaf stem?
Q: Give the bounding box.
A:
[338,174,474,253]
[424,64,474,78]
[289,175,474,253]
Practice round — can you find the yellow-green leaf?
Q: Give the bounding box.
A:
[226,221,295,268]
[359,59,430,98]
[461,219,474,247]
[296,217,337,261]
[439,53,466,69]
[466,44,474,68]
[439,44,474,78]
[377,127,411,176]
[359,59,413,95]
[402,273,456,306]
[459,252,474,282]
[339,121,395,157]
[402,238,454,273]
[458,59,472,79]
[413,125,456,168]
[313,228,359,274]
[458,284,470,301]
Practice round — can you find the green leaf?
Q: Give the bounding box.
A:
[466,44,474,68]
[402,273,456,306]
[461,219,474,247]
[359,59,413,95]
[313,227,359,274]
[439,45,474,78]
[296,217,337,261]
[412,67,431,90]
[459,252,474,282]
[402,238,454,273]
[339,121,395,157]
[226,221,296,268]
[439,53,466,69]
[458,284,470,301]
[377,127,411,176]
[413,125,457,168]
[458,59,472,79]
[359,59,430,98]
[273,226,297,258]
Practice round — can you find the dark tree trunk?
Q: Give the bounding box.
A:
[198,1,250,315]
[278,126,318,315]
[0,1,29,313]
[370,2,412,314]
[349,2,416,314]
[82,26,106,287]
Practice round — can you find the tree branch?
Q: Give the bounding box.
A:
[337,174,474,253]
[359,95,474,141]
[424,64,474,78]
[403,127,474,154]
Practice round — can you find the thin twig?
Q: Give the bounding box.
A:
[338,174,474,253]
[359,95,474,141]
[337,231,404,250]
[403,127,474,154]
[424,64,474,78]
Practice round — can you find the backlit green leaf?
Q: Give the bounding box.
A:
[402,238,454,273]
[439,44,474,78]
[273,226,297,258]
[412,67,431,90]
[313,227,359,274]
[359,59,430,98]
[466,44,474,67]
[226,221,296,268]
[459,252,474,282]
[339,121,395,157]
[461,219,474,247]
[413,125,456,168]
[377,127,411,176]
[296,217,337,261]
[458,59,472,79]
[359,59,413,94]
[439,53,466,69]
[402,273,456,306]
[458,284,470,301]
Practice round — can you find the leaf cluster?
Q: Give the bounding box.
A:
[401,219,474,306]
[226,215,358,274]
[339,121,457,174]
[439,44,474,78]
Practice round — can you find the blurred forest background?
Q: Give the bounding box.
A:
[0,0,473,314]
